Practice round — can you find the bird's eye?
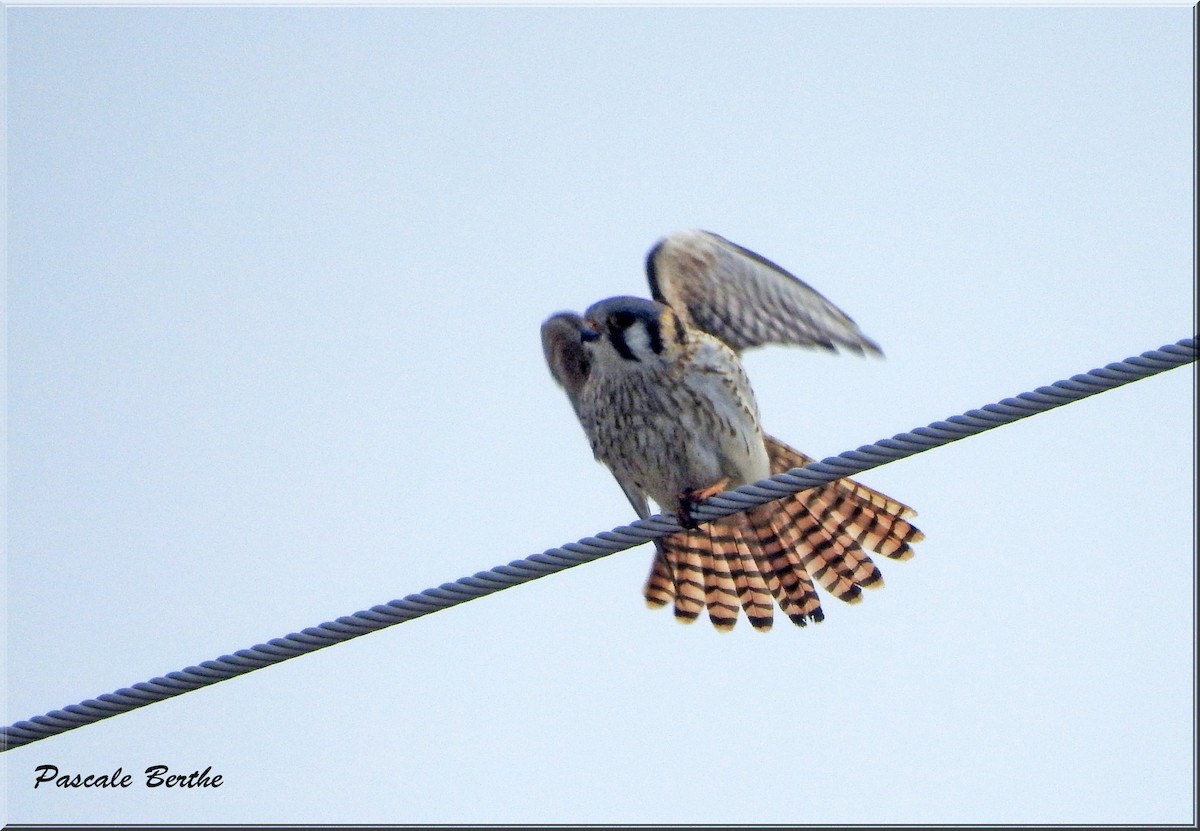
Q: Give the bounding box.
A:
[608,311,636,330]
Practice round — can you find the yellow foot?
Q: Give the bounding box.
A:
[676,477,733,529]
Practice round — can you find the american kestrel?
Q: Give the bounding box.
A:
[541,229,922,631]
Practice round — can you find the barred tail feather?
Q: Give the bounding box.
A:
[644,542,675,609]
[766,433,923,570]
[650,511,823,631]
[729,514,775,631]
[643,435,922,631]
[777,492,881,598]
[803,484,922,562]
[670,530,707,624]
[703,526,741,630]
[745,507,824,627]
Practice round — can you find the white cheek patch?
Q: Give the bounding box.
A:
[622,323,655,357]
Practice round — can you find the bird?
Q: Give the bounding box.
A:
[541,229,922,631]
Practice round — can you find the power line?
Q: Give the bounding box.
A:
[2,336,1194,752]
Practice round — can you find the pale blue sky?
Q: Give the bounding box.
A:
[4,4,1195,825]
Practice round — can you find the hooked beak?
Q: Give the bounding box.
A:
[580,320,602,343]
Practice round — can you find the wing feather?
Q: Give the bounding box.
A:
[645,229,883,355]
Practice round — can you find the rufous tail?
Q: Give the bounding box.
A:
[643,435,923,631]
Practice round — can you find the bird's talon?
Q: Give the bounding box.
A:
[676,478,732,529]
[676,494,701,530]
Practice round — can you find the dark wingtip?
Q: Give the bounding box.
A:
[860,336,886,358]
[838,333,884,358]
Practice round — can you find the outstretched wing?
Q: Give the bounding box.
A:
[541,311,653,522]
[645,229,883,356]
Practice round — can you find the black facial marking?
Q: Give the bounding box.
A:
[608,327,638,361]
[609,310,637,330]
[598,302,672,362]
[646,318,664,355]
[673,312,686,344]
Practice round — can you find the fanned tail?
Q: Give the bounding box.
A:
[643,435,923,631]
[743,506,824,627]
[765,435,924,563]
[648,517,774,631]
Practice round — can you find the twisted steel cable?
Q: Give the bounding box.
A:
[3,336,1194,752]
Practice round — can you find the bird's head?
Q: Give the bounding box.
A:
[581,296,688,366]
